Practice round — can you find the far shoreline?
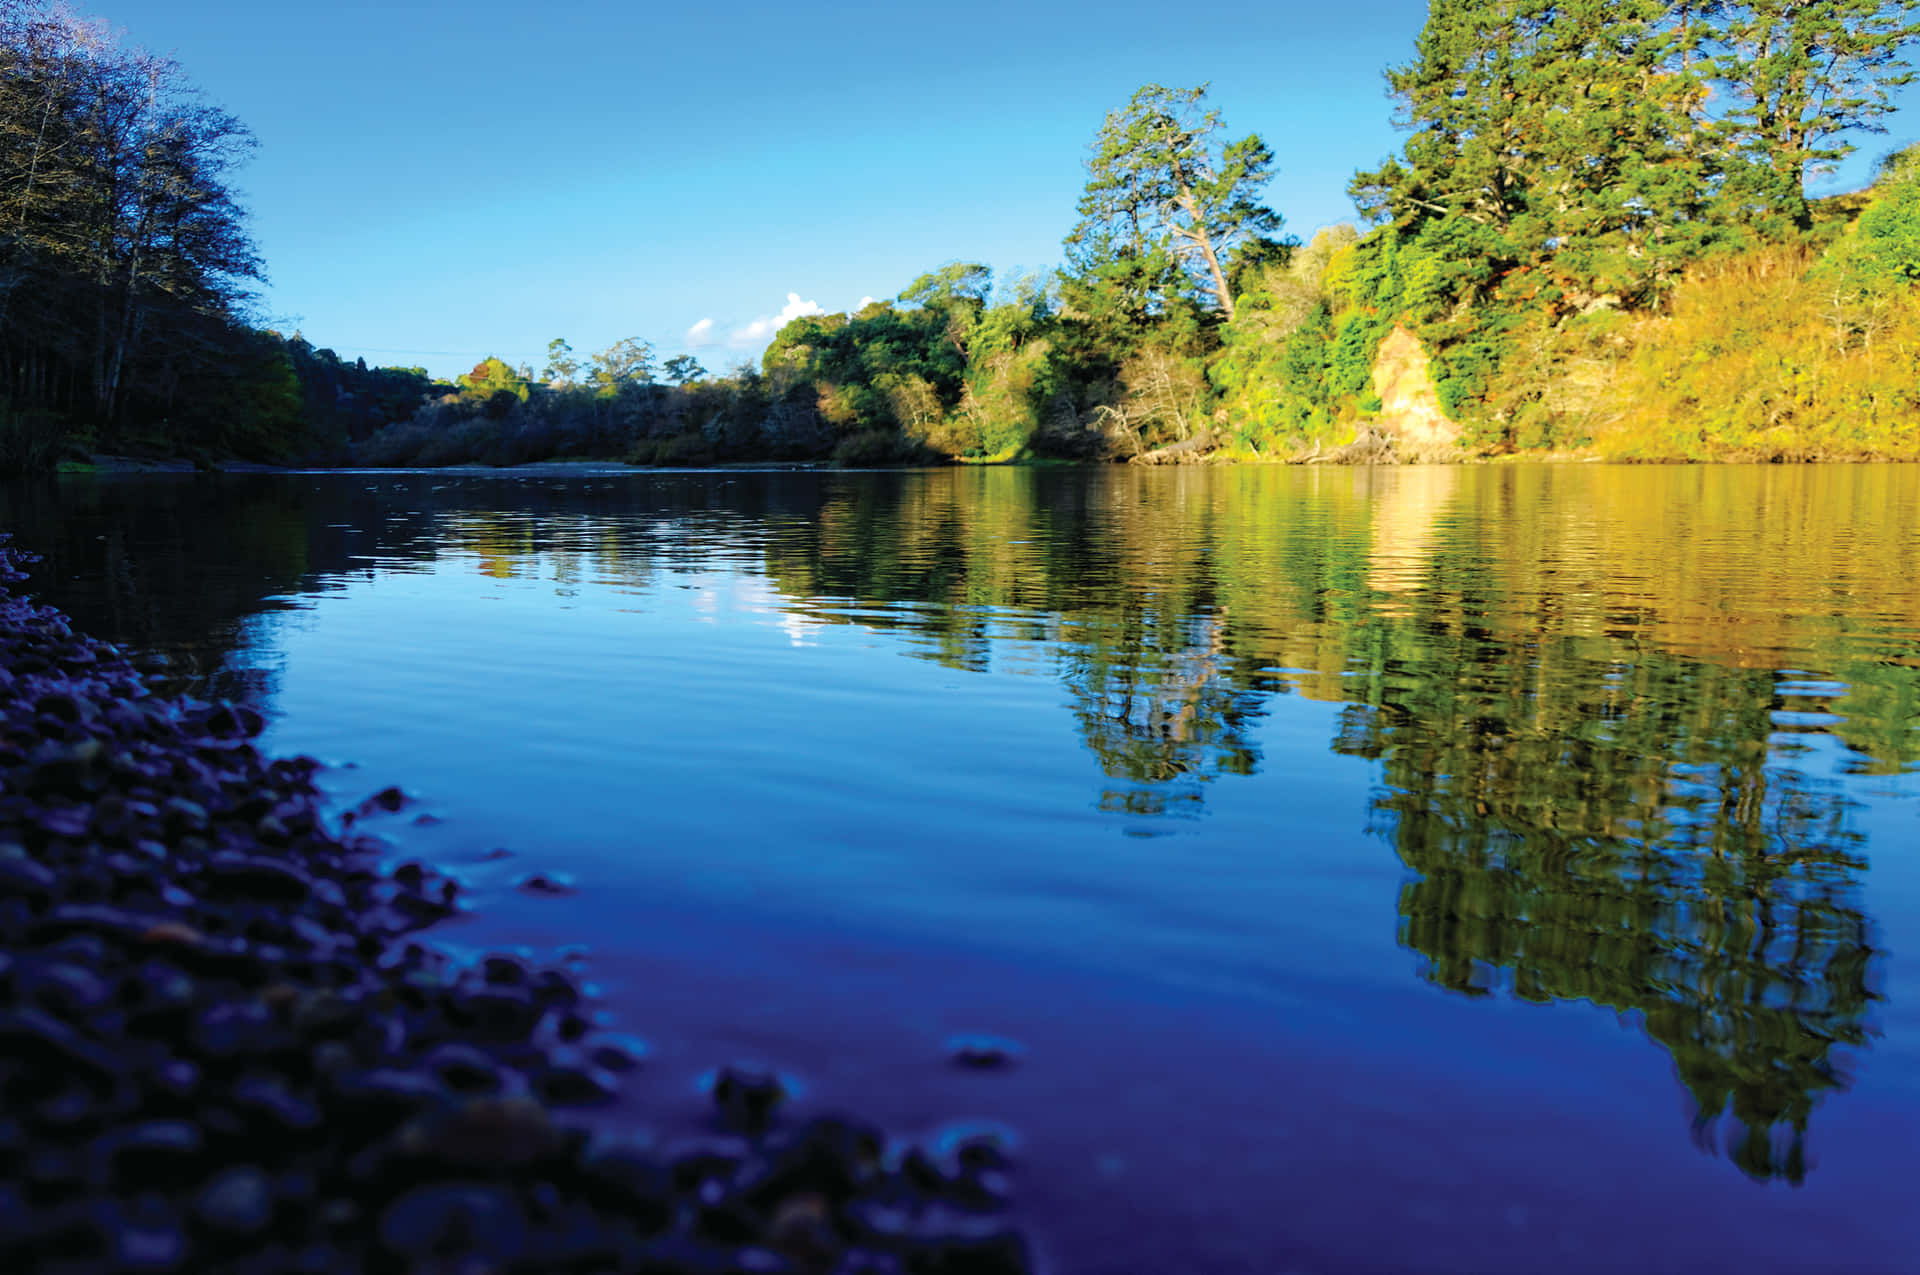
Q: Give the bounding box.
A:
[44,451,1920,477]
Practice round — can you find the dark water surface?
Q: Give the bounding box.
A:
[4,465,1918,1272]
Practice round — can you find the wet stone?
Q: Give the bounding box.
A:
[712,1066,788,1134]
[452,985,540,1042]
[37,806,89,838]
[589,1034,649,1072]
[97,1121,205,1186]
[481,954,531,986]
[231,1073,322,1132]
[576,1147,675,1230]
[202,855,312,903]
[946,1035,1025,1070]
[360,786,409,815]
[196,1165,274,1235]
[377,1181,526,1260]
[160,797,207,833]
[26,961,112,1015]
[424,1044,503,1095]
[0,1008,124,1082]
[535,1056,620,1107]
[109,1198,192,1272]
[32,1085,98,1133]
[0,855,57,896]
[394,1097,563,1170]
[203,702,265,740]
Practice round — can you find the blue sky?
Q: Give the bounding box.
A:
[99,0,1919,380]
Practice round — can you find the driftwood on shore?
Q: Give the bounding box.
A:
[1129,425,1407,466]
[1129,429,1222,464]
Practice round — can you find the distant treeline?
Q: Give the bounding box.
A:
[8,0,1920,473]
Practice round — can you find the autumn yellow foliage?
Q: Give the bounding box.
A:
[1588,248,1920,461]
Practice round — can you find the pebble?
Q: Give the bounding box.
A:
[711,1066,788,1134]
[535,1056,619,1107]
[946,1035,1026,1069]
[377,1181,525,1259]
[589,1033,649,1071]
[195,1165,275,1235]
[513,871,577,896]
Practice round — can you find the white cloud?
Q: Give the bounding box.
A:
[858,296,878,309]
[685,317,715,347]
[729,292,824,348]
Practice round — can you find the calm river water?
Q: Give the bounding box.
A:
[4,464,1919,1272]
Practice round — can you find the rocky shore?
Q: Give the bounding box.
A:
[0,535,1030,1274]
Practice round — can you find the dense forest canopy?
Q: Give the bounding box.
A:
[5,0,1920,473]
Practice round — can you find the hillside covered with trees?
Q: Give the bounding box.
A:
[7,0,1920,473]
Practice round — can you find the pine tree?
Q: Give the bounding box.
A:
[1710,0,1920,229]
[1065,83,1283,322]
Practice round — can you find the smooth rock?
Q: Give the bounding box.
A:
[196,1165,274,1235]
[377,1181,525,1259]
[946,1035,1026,1070]
[711,1066,787,1134]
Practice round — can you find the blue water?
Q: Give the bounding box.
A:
[6,465,1918,1271]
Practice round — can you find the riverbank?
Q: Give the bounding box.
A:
[0,534,1030,1273]
[43,445,1920,479]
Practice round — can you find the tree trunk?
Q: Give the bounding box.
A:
[1175,184,1235,320]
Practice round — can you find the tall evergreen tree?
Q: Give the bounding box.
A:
[1065,83,1283,322]
[1710,0,1920,227]
[1352,0,1719,302]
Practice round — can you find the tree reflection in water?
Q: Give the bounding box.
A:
[7,464,1912,1183]
[1335,645,1879,1184]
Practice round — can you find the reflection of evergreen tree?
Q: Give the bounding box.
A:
[1337,619,1882,1184]
[1062,606,1264,816]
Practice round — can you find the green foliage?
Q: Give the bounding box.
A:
[456,357,531,403]
[1066,83,1284,321]
[1713,0,1920,227]
[1821,153,1920,290]
[588,338,654,396]
[543,339,580,384]
[663,354,708,385]
[1347,0,1920,310]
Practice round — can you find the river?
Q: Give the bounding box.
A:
[4,463,1917,1272]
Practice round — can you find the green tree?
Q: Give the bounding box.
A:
[1352,0,1722,302]
[898,262,992,359]
[589,337,654,395]
[1821,145,1920,287]
[455,356,528,402]
[663,354,707,385]
[542,338,579,384]
[1712,0,1920,227]
[1066,83,1283,321]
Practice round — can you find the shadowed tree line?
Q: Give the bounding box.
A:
[0,1,284,469]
